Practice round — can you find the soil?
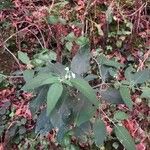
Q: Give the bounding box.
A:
[0,49,14,74]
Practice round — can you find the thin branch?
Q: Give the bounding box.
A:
[3,45,23,72]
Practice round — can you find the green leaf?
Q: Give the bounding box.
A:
[70,78,99,106]
[75,94,96,126]
[114,124,136,150]
[93,118,107,147]
[99,87,124,104]
[0,74,6,83]
[18,51,30,65]
[119,86,133,110]
[74,121,92,143]
[141,87,150,99]
[75,36,89,47]
[47,83,63,115]
[23,70,34,83]
[30,86,49,115]
[47,15,59,24]
[131,69,150,85]
[114,111,128,120]
[71,45,90,75]
[22,73,58,91]
[35,110,53,135]
[98,54,123,69]
[125,67,150,86]
[65,32,75,42]
[124,66,135,81]
[65,42,73,51]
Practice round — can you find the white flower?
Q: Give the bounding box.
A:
[71,72,76,78]
[65,67,69,71]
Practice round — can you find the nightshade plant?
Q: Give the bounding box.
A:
[2,38,148,149]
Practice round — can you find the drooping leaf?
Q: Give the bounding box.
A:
[119,86,133,110]
[70,78,99,106]
[35,110,53,135]
[30,86,49,115]
[50,91,71,129]
[23,70,34,83]
[75,94,96,126]
[56,125,70,144]
[71,45,90,75]
[141,87,150,99]
[18,51,30,65]
[93,118,107,147]
[47,83,63,116]
[114,124,136,150]
[114,111,128,120]
[74,121,92,143]
[22,73,58,91]
[99,87,124,104]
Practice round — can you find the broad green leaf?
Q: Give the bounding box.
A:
[71,45,90,75]
[18,51,30,65]
[56,124,70,143]
[119,86,133,110]
[65,42,73,51]
[75,36,89,47]
[23,70,34,83]
[70,78,99,106]
[22,73,58,90]
[41,77,59,85]
[30,86,49,115]
[114,111,128,120]
[98,54,123,69]
[131,69,150,85]
[125,67,150,86]
[93,118,107,147]
[35,110,53,135]
[75,94,96,126]
[141,87,150,99]
[114,124,136,150]
[99,87,124,104]
[47,83,63,115]
[74,121,92,143]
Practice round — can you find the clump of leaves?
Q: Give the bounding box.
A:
[14,40,146,150]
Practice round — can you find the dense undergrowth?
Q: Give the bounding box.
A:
[0,0,150,150]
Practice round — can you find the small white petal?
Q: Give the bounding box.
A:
[71,72,76,78]
[65,67,69,71]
